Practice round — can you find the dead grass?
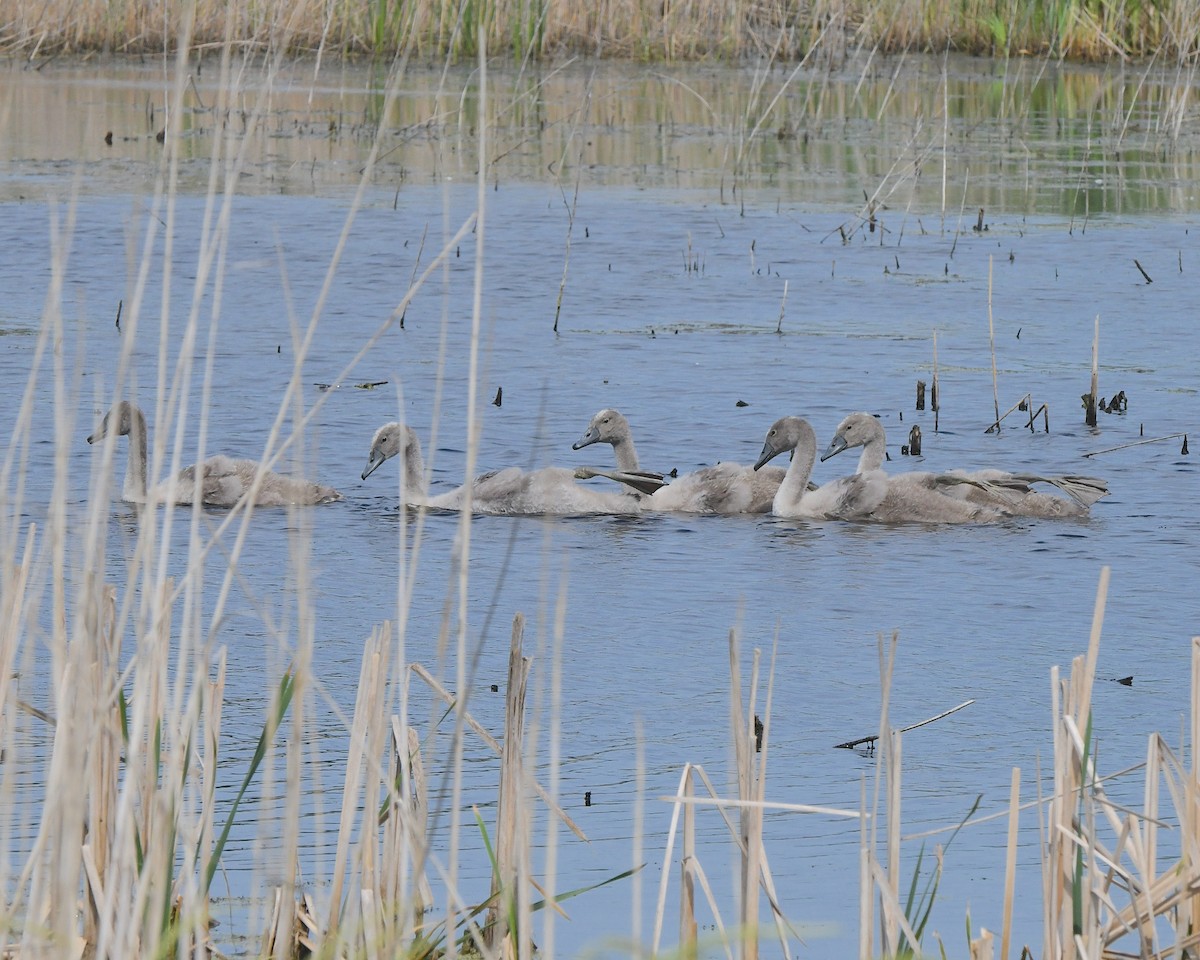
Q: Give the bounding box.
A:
[3,0,1200,61]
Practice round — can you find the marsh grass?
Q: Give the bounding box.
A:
[8,18,1200,960]
[6,0,1200,61]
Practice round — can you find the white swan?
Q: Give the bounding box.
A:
[362,422,643,516]
[573,408,784,514]
[88,401,343,507]
[755,416,1027,525]
[821,412,1107,519]
[753,416,887,519]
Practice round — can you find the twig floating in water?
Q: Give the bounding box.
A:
[1082,433,1186,458]
[1133,259,1153,284]
[834,699,975,750]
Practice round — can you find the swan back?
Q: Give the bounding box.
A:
[428,466,643,515]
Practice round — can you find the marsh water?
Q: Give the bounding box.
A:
[2,54,1200,957]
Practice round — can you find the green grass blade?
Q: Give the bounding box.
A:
[202,668,295,894]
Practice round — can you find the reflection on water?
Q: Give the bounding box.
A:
[4,55,1200,213]
[1,54,1200,959]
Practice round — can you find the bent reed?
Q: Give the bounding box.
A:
[3,0,1200,62]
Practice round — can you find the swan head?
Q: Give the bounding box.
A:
[573,408,629,450]
[820,411,882,462]
[362,422,419,480]
[87,401,143,444]
[755,416,814,470]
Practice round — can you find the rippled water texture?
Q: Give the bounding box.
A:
[2,55,1199,957]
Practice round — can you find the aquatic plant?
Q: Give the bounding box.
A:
[5,0,1200,62]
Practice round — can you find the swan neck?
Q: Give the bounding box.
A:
[403,434,428,502]
[125,410,149,502]
[858,435,884,473]
[612,430,639,472]
[775,434,816,513]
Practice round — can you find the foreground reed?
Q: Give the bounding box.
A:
[5,28,1200,960]
[4,0,1200,62]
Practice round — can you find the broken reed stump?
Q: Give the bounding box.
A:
[906,425,922,456]
[1086,314,1100,427]
[916,380,926,411]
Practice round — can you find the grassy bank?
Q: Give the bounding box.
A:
[3,0,1200,62]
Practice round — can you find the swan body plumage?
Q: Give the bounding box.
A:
[88,401,343,507]
[362,421,643,516]
[573,408,785,514]
[820,412,1106,521]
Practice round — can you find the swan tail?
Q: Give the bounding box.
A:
[1003,472,1108,507]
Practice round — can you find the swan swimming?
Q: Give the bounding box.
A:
[753,416,887,519]
[573,408,784,514]
[821,412,1108,519]
[88,401,343,507]
[753,415,1006,524]
[362,421,644,516]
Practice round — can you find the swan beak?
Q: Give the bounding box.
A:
[86,433,98,445]
[572,426,600,451]
[361,447,387,480]
[754,441,782,471]
[819,434,848,462]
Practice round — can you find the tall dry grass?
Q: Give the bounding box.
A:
[4,0,1200,61]
[7,18,1200,960]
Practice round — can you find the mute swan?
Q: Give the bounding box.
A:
[88,401,343,507]
[362,422,643,516]
[753,416,1015,525]
[821,412,1107,519]
[573,408,784,514]
[753,416,887,519]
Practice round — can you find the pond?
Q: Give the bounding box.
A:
[1,52,1198,958]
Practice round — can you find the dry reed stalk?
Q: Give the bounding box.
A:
[409,662,585,840]
[386,720,433,935]
[727,628,756,955]
[988,255,1000,431]
[485,613,532,957]
[324,624,389,948]
[932,330,939,431]
[681,766,697,958]
[1001,767,1019,960]
[883,727,902,957]
[985,394,1032,434]
[859,776,871,960]
[553,119,587,334]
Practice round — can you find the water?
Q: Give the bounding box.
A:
[2,54,1199,958]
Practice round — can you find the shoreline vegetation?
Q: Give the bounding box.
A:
[3,0,1200,62]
